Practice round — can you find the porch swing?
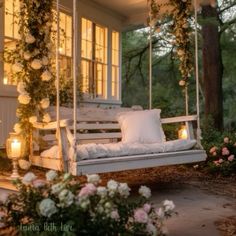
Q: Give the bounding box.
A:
[29,0,206,175]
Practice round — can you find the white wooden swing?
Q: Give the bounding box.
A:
[29,0,206,175]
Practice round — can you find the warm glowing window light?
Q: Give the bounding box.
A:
[4,0,20,86]
[81,18,108,98]
[111,31,120,100]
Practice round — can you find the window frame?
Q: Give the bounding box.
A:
[81,17,108,99]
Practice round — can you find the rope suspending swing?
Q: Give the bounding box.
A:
[148,0,202,145]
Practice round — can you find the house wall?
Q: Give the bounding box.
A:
[0,0,124,147]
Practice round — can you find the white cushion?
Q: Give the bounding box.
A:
[117,109,166,144]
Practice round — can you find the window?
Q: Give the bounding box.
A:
[112,31,120,99]
[52,11,72,80]
[81,18,108,98]
[4,0,20,85]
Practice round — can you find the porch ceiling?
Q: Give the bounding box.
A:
[91,0,154,30]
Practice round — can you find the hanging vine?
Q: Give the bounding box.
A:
[148,0,194,87]
[4,0,55,142]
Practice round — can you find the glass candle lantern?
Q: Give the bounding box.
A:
[178,125,188,140]
[6,133,26,179]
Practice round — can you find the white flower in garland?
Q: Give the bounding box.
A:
[42,56,49,66]
[18,93,31,105]
[43,113,51,123]
[41,70,52,81]
[23,51,31,60]
[179,80,186,86]
[29,116,37,123]
[31,59,42,70]
[25,33,36,44]
[40,98,50,109]
[13,123,22,134]
[12,62,23,73]
[17,82,27,94]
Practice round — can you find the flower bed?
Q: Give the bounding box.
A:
[0,171,175,236]
[206,137,236,176]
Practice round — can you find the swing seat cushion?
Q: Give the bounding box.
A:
[41,139,197,161]
[117,109,166,143]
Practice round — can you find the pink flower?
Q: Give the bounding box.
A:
[228,155,234,162]
[33,179,47,188]
[222,147,230,156]
[219,159,224,164]
[110,210,120,220]
[134,208,149,223]
[224,137,229,143]
[79,183,97,197]
[143,203,151,213]
[213,161,220,166]
[209,146,217,154]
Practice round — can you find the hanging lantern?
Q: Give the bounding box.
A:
[6,133,26,179]
[178,125,188,140]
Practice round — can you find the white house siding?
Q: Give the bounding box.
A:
[0,95,18,147]
[0,0,124,147]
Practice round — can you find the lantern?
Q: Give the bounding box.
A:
[6,133,26,179]
[178,125,188,140]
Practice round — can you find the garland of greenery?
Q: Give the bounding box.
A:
[148,0,193,87]
[5,0,54,142]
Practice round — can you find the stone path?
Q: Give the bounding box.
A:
[151,184,236,236]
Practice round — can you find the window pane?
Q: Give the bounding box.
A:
[111,31,120,99]
[81,18,108,99]
[5,0,20,39]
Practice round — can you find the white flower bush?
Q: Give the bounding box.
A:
[139,185,152,199]
[46,170,58,181]
[0,171,175,235]
[39,198,58,217]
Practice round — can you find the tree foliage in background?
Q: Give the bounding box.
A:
[122,0,236,130]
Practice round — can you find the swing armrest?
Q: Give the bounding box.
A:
[32,119,73,130]
[161,115,197,124]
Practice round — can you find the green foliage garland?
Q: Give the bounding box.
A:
[4,0,55,142]
[148,0,194,87]
[169,0,193,86]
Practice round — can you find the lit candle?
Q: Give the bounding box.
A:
[11,139,21,158]
[3,76,8,85]
[178,126,188,139]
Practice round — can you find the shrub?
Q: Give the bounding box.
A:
[206,136,236,176]
[0,171,175,236]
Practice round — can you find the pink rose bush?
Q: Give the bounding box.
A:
[207,137,236,176]
[0,171,175,235]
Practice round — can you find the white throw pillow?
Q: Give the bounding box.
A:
[117,109,166,143]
